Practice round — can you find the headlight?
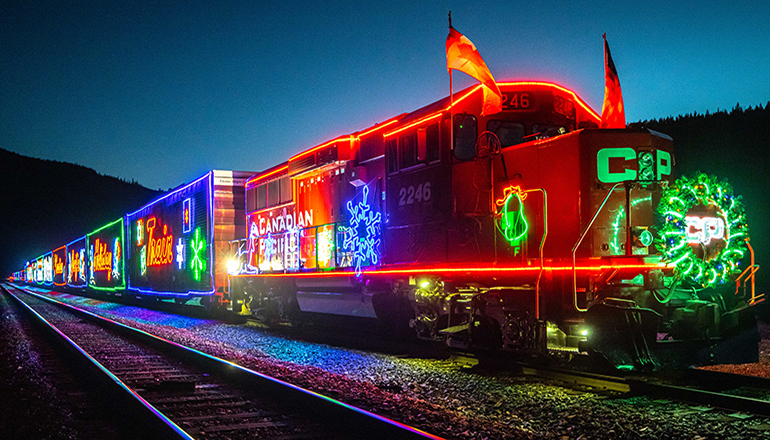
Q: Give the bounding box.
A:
[227,259,240,274]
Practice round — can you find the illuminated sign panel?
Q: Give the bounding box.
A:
[250,205,315,237]
[127,173,213,294]
[43,252,53,285]
[87,219,125,291]
[66,236,87,287]
[52,246,67,286]
[34,257,44,284]
[340,186,381,276]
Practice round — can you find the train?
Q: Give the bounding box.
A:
[11,81,760,370]
[16,170,253,304]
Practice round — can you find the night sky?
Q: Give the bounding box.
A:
[2,1,769,190]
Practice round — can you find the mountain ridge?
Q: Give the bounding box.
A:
[0,147,162,275]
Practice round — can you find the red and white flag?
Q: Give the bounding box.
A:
[446,26,502,116]
[601,34,626,128]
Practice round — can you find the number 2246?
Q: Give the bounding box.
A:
[398,182,431,206]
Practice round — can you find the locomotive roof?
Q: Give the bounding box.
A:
[390,83,479,129]
[380,81,601,132]
[247,81,600,186]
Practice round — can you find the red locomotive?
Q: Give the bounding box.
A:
[231,81,758,369]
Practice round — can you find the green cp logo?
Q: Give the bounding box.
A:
[597,147,672,183]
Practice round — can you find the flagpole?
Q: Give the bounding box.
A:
[448,12,454,153]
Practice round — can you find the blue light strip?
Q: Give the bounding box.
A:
[126,172,211,217]
[127,171,216,296]
[207,171,215,288]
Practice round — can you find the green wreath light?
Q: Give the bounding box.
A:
[656,173,749,288]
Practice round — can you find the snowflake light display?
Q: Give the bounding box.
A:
[190,227,207,281]
[657,173,749,288]
[343,185,381,277]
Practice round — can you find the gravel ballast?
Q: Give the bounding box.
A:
[13,287,770,439]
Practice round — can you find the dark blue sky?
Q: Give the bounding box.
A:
[3,1,769,190]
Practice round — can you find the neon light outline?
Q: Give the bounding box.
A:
[246,165,289,187]
[42,252,53,285]
[684,216,725,245]
[112,237,122,281]
[190,227,206,281]
[233,261,669,279]
[66,236,87,288]
[127,171,215,296]
[289,136,356,162]
[183,197,193,234]
[499,193,529,245]
[145,217,174,267]
[137,219,144,245]
[176,238,185,270]
[610,196,652,255]
[52,246,67,286]
[317,225,336,269]
[342,185,381,277]
[657,173,749,287]
[86,218,126,291]
[355,117,402,138]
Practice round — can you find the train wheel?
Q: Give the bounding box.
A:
[285,298,305,328]
[202,295,220,312]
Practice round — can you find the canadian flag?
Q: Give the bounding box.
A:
[446,26,502,116]
[601,34,626,128]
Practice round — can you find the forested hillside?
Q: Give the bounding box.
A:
[0,148,161,275]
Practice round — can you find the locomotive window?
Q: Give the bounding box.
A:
[246,187,256,212]
[279,176,292,204]
[487,120,525,148]
[256,184,267,210]
[453,114,477,161]
[426,123,440,162]
[400,133,418,169]
[387,138,398,173]
[268,179,280,206]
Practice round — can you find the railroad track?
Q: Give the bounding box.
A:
[514,361,770,417]
[2,284,443,440]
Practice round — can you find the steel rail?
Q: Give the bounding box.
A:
[6,284,444,440]
[518,362,631,393]
[518,360,770,416]
[2,284,194,440]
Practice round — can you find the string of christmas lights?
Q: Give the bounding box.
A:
[656,173,749,287]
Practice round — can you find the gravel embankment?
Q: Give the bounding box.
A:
[19,288,770,439]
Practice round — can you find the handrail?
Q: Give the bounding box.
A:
[735,238,760,303]
[492,187,547,318]
[523,188,547,319]
[572,182,624,312]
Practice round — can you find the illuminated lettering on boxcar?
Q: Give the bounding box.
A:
[93,239,113,275]
[146,217,174,266]
[87,219,125,290]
